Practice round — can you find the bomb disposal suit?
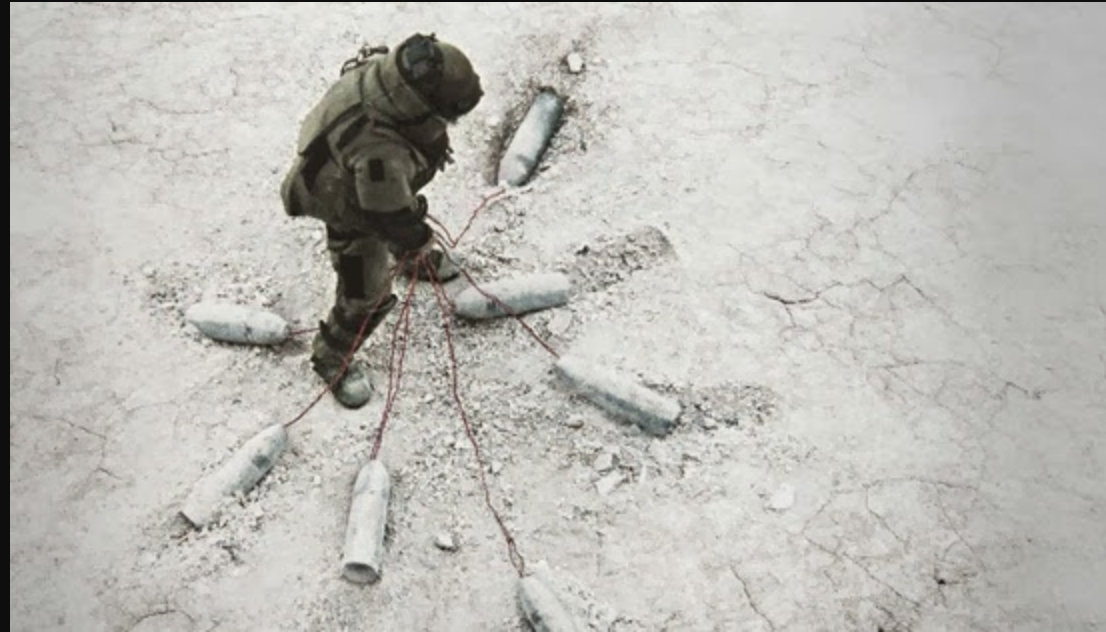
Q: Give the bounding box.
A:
[280,33,483,409]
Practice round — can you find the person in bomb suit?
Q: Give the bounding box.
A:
[280,33,483,409]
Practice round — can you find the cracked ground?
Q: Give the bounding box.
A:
[10,3,1106,631]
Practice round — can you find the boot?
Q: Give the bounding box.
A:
[310,295,397,409]
[311,353,375,409]
[400,248,460,282]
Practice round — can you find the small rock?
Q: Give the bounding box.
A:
[490,461,503,475]
[434,532,458,552]
[700,416,719,430]
[593,451,617,473]
[766,484,795,512]
[595,472,623,496]
[564,416,585,429]
[565,52,585,74]
[548,310,573,337]
[646,441,671,464]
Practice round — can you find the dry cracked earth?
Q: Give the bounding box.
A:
[10,2,1106,631]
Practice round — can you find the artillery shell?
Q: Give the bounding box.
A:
[453,272,570,320]
[184,302,290,346]
[553,354,682,437]
[180,423,288,528]
[517,571,584,632]
[497,89,565,187]
[341,459,391,584]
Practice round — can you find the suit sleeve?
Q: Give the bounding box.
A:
[348,148,432,252]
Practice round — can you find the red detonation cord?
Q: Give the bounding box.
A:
[281,186,564,577]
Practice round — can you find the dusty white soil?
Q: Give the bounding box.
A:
[10,2,1106,631]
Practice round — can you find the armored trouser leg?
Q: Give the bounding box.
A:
[311,229,396,408]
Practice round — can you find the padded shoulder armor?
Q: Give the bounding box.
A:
[295,64,370,155]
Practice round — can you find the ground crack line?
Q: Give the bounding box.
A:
[864,487,909,548]
[761,291,819,306]
[730,566,778,631]
[803,535,922,610]
[127,605,194,631]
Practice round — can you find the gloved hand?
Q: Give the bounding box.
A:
[378,194,434,261]
[391,235,437,283]
[386,217,436,264]
[403,227,437,261]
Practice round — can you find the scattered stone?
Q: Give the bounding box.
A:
[547,310,574,337]
[434,532,458,552]
[766,484,796,512]
[595,472,623,496]
[593,451,617,473]
[682,449,702,463]
[563,416,585,429]
[565,52,585,74]
[646,441,672,467]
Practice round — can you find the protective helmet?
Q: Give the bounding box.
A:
[395,33,483,121]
